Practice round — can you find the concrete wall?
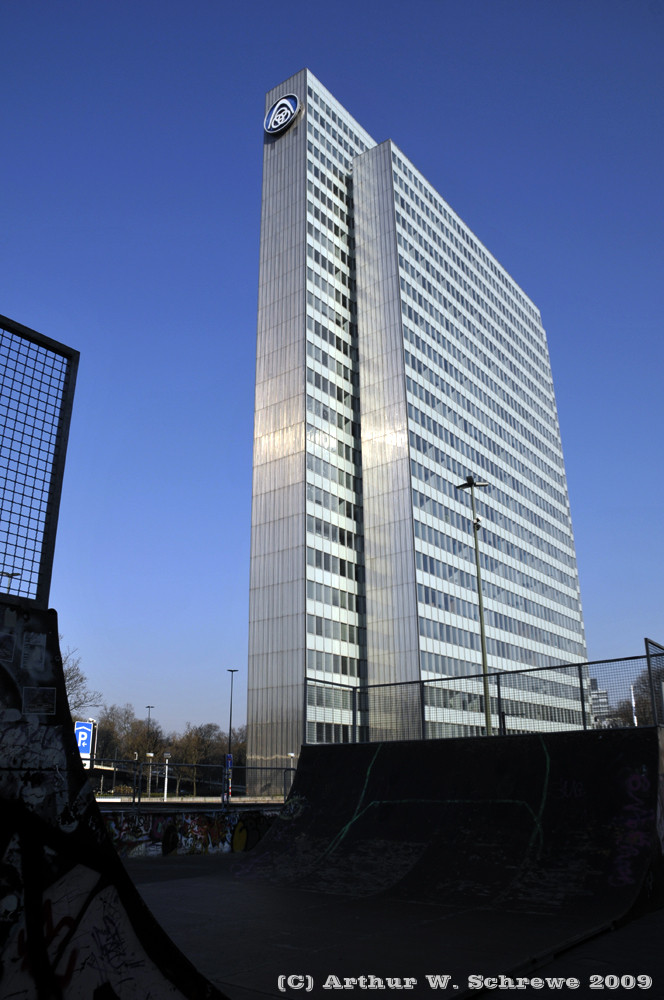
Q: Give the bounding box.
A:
[101,807,280,856]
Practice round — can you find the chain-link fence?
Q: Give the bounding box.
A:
[87,645,664,797]
[305,641,664,743]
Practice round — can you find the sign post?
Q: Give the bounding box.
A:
[223,753,233,803]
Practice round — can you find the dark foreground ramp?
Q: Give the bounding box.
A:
[246,731,662,916]
[193,729,662,997]
[0,600,228,999]
[122,729,664,999]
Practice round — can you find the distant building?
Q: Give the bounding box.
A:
[590,678,611,726]
[248,70,586,767]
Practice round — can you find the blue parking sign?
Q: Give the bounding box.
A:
[75,721,93,755]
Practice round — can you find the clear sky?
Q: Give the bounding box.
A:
[1,0,662,736]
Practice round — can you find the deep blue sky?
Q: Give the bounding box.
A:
[2,1,662,735]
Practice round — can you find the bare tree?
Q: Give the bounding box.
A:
[61,640,103,717]
[231,725,247,766]
[95,703,138,759]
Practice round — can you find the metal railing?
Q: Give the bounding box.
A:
[305,641,664,743]
[87,760,296,804]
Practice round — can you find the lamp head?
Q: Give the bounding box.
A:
[456,475,489,490]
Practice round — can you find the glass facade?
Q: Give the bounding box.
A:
[248,71,586,766]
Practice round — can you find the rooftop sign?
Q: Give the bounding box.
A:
[264,94,300,136]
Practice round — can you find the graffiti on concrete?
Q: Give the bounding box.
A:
[608,767,656,887]
[0,599,226,999]
[101,808,278,856]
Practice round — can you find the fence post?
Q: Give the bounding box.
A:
[352,686,358,744]
[644,641,659,725]
[495,674,504,735]
[302,678,309,745]
[420,679,427,740]
[283,767,296,802]
[577,664,588,731]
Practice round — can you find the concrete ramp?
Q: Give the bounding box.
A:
[0,600,228,999]
[213,728,663,995]
[122,729,664,998]
[248,730,662,921]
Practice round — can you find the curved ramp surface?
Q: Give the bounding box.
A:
[249,730,661,916]
[0,600,228,1000]
[127,728,664,998]
[209,729,662,996]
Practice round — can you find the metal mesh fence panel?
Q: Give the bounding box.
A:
[0,316,78,606]
[365,682,423,741]
[306,679,361,744]
[645,639,664,726]
[305,648,663,743]
[584,656,654,729]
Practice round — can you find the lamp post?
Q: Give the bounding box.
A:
[225,669,238,804]
[146,705,154,744]
[456,475,492,736]
[146,752,154,797]
[227,670,238,758]
[163,752,171,802]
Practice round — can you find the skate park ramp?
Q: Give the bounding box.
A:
[196,728,661,996]
[245,729,662,914]
[3,600,663,998]
[119,729,664,997]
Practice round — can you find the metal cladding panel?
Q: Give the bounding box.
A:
[248,70,310,767]
[354,142,421,695]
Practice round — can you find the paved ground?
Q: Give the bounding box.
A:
[124,852,664,1000]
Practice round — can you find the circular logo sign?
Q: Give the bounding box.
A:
[264,94,300,136]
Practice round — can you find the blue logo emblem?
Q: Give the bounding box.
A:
[264,94,300,136]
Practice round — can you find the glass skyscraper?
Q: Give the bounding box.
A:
[248,70,586,768]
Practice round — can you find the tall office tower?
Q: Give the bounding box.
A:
[248,70,586,768]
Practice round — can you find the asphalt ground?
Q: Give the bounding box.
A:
[123,853,664,1000]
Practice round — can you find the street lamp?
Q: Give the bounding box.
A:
[0,570,20,594]
[225,670,239,804]
[456,475,492,736]
[227,670,238,758]
[146,705,154,743]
